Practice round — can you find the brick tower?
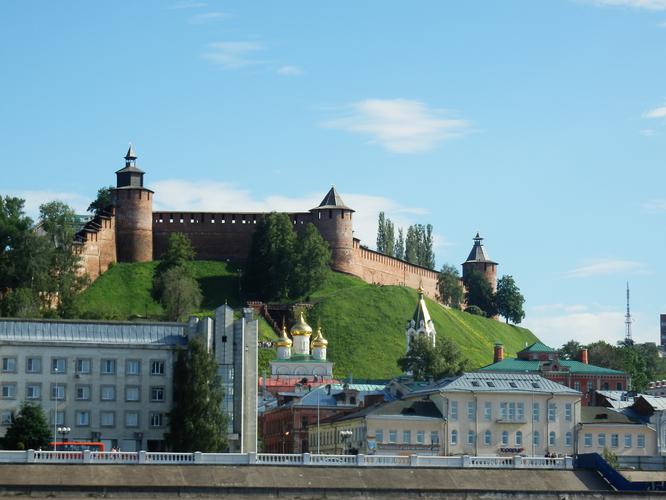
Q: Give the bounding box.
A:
[113,145,154,262]
[310,187,355,275]
[462,232,498,292]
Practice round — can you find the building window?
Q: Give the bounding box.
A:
[565,403,572,422]
[416,431,425,444]
[150,386,165,402]
[598,433,606,447]
[500,402,507,420]
[584,433,592,447]
[100,411,115,427]
[151,360,165,376]
[516,431,522,446]
[2,357,16,373]
[467,430,475,445]
[26,357,41,373]
[1,383,16,399]
[403,430,411,444]
[532,402,540,422]
[450,430,458,445]
[450,401,458,421]
[548,403,556,422]
[375,429,383,443]
[517,402,525,421]
[51,358,66,374]
[150,412,164,428]
[126,360,140,375]
[484,401,492,421]
[388,430,397,443]
[638,434,645,448]
[616,382,623,391]
[624,434,632,448]
[26,384,41,400]
[587,381,594,392]
[125,386,140,402]
[565,432,573,447]
[101,359,116,375]
[549,431,556,447]
[50,384,65,401]
[467,400,476,420]
[574,381,581,391]
[533,431,540,446]
[76,358,91,374]
[502,430,509,446]
[431,431,439,445]
[611,434,619,448]
[125,411,139,428]
[484,430,492,446]
[50,411,65,426]
[1,411,12,426]
[76,385,91,401]
[76,411,90,427]
[100,385,116,401]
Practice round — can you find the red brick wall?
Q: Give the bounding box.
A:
[115,189,153,262]
[76,213,117,281]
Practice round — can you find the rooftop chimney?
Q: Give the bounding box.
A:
[579,348,589,365]
[493,343,504,363]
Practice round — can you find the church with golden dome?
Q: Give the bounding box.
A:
[270,312,334,379]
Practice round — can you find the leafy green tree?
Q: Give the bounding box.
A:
[633,343,661,383]
[376,212,386,254]
[405,225,418,264]
[168,338,228,452]
[495,275,525,324]
[437,264,464,309]
[293,223,331,298]
[623,346,648,392]
[587,341,624,371]
[160,267,203,321]
[2,403,50,450]
[403,224,435,269]
[421,224,435,269]
[463,269,497,317]
[153,232,198,302]
[398,334,468,381]
[0,197,36,295]
[87,186,114,215]
[558,340,582,360]
[395,228,404,260]
[2,287,41,318]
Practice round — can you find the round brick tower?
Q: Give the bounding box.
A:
[310,186,355,275]
[113,145,154,262]
[462,232,498,292]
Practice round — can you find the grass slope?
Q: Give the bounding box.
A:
[76,263,538,380]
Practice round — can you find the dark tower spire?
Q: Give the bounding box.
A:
[462,232,498,292]
[625,282,633,345]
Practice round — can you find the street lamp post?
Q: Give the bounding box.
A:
[57,426,71,443]
[339,430,352,455]
[53,367,59,451]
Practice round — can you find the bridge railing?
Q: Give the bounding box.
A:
[0,450,572,469]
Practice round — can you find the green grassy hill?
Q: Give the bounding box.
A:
[75,262,538,379]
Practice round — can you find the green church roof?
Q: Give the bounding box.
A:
[519,342,556,353]
[479,358,625,375]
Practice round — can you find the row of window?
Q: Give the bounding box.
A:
[1,383,165,403]
[318,427,366,446]
[450,429,573,447]
[450,401,573,423]
[0,410,165,429]
[573,381,623,392]
[374,429,440,445]
[1,357,165,376]
[583,432,645,449]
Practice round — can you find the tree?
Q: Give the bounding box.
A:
[437,264,464,309]
[292,223,331,298]
[384,218,395,257]
[2,403,50,450]
[403,224,435,269]
[405,225,418,264]
[495,275,525,324]
[376,212,386,254]
[587,341,624,371]
[558,340,582,360]
[395,228,404,260]
[463,269,497,317]
[87,186,114,215]
[160,267,203,321]
[623,346,648,392]
[168,338,228,452]
[153,233,199,302]
[421,224,435,269]
[397,334,468,381]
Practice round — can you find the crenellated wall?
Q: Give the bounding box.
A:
[75,211,117,282]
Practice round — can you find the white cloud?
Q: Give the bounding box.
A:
[562,259,647,278]
[322,99,471,154]
[586,0,666,9]
[277,65,304,76]
[189,12,228,24]
[5,190,90,220]
[201,41,264,68]
[644,105,666,118]
[640,129,657,136]
[169,0,206,9]
[642,198,666,212]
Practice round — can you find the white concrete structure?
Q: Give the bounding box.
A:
[405,286,436,351]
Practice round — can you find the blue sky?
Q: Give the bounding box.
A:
[2,0,666,348]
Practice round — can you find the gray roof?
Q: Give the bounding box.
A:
[0,318,188,346]
[638,395,666,411]
[313,186,353,211]
[581,406,643,425]
[282,383,391,408]
[125,144,137,160]
[333,399,442,423]
[411,372,581,397]
[463,232,497,264]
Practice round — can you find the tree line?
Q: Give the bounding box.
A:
[376,212,435,269]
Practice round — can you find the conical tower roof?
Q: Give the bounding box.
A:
[311,326,328,347]
[290,311,313,336]
[411,286,434,330]
[125,144,137,160]
[275,324,293,347]
[463,232,497,264]
[115,144,145,175]
[312,186,354,212]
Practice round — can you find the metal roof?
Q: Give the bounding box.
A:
[313,186,353,211]
[280,383,392,408]
[479,357,625,375]
[410,289,433,330]
[0,318,188,346]
[520,342,556,353]
[463,233,497,264]
[637,395,666,411]
[412,372,580,396]
[581,406,642,425]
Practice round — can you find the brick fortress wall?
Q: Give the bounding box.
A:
[74,210,117,282]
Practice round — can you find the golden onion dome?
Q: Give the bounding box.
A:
[311,326,328,347]
[275,324,292,347]
[290,312,313,336]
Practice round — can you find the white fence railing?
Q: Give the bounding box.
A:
[0,450,573,469]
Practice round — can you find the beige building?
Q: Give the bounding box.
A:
[579,406,657,456]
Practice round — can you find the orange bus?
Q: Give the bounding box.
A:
[48,441,105,452]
